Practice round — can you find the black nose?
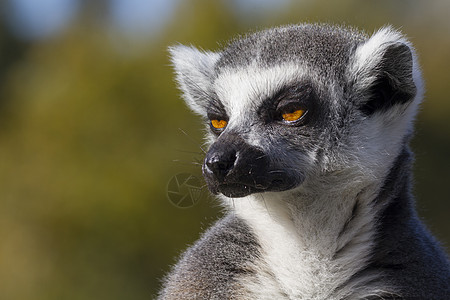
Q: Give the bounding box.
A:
[205,148,237,180]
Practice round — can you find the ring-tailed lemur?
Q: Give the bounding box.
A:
[160,24,450,299]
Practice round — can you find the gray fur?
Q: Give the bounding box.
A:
[216,24,366,79]
[161,24,450,299]
[159,214,260,299]
[339,147,450,299]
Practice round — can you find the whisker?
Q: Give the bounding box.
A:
[260,194,272,218]
[178,128,206,154]
[172,160,203,166]
[268,168,298,173]
[255,154,269,160]
[175,149,205,155]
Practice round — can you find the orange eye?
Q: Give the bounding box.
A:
[282,109,305,122]
[211,119,228,129]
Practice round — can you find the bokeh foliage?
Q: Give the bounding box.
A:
[0,1,449,299]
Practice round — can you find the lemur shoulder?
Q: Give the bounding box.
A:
[159,24,450,299]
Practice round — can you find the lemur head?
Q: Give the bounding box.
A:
[169,24,423,198]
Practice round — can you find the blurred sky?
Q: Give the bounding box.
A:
[5,0,80,39]
[4,0,292,40]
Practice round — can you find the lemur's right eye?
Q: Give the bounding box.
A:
[207,108,228,134]
[209,118,228,134]
[211,119,228,129]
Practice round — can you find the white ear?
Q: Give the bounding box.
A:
[348,26,423,115]
[168,45,221,115]
[351,27,409,77]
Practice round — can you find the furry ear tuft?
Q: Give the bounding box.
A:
[168,45,220,115]
[348,26,423,115]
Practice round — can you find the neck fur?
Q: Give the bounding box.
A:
[221,148,413,299]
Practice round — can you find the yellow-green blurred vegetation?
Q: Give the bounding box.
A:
[0,0,449,299]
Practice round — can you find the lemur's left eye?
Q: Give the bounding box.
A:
[269,83,313,125]
[282,109,305,122]
[277,100,307,125]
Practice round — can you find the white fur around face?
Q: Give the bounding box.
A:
[347,26,424,186]
[350,103,414,184]
[213,63,312,147]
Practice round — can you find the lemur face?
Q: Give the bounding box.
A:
[170,25,422,198]
[202,76,318,197]
[202,68,326,198]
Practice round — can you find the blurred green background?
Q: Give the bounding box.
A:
[0,0,449,299]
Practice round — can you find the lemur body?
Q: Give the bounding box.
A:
[160,24,450,299]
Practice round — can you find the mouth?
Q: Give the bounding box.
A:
[216,183,267,198]
[201,140,305,198]
[213,177,301,198]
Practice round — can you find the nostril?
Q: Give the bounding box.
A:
[205,151,236,179]
[216,160,232,172]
